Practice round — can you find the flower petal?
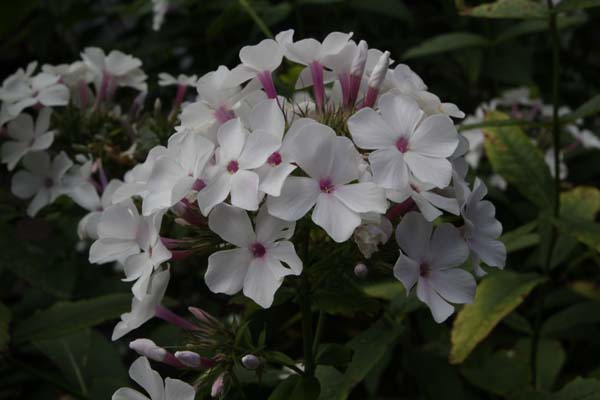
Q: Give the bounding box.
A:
[206,248,252,295]
[267,176,319,221]
[395,211,431,261]
[238,131,281,170]
[249,98,285,139]
[268,240,302,275]
[378,93,423,139]
[468,236,506,268]
[291,123,335,180]
[255,204,295,243]
[128,357,164,400]
[416,277,455,323]
[347,107,396,150]
[208,203,255,247]
[428,268,476,304]
[393,252,420,292]
[312,194,361,243]
[243,257,283,308]
[197,171,232,216]
[404,152,452,188]
[164,378,196,400]
[410,114,458,158]
[230,170,260,211]
[368,148,409,190]
[217,118,247,162]
[334,182,387,214]
[428,223,469,269]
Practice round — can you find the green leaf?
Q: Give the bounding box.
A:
[553,216,600,252]
[549,377,600,400]
[403,32,490,59]
[568,281,600,301]
[535,339,566,391]
[0,302,11,351]
[500,221,540,253]
[13,293,131,344]
[313,286,379,317]
[269,375,321,400]
[556,0,600,12]
[561,186,600,220]
[495,15,586,42]
[541,301,600,337]
[265,351,298,368]
[316,319,403,399]
[561,95,600,122]
[361,280,405,300]
[482,111,554,209]
[449,271,546,364]
[460,0,549,19]
[316,344,354,369]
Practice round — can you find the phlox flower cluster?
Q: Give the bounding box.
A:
[1,31,507,398]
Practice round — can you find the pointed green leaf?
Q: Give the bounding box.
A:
[561,95,600,122]
[556,0,600,12]
[461,0,549,19]
[482,111,554,209]
[403,32,490,59]
[541,301,600,336]
[549,377,600,400]
[450,271,546,364]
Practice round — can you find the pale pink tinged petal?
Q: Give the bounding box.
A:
[428,223,469,269]
[89,238,139,264]
[470,177,488,202]
[131,268,153,301]
[291,123,335,180]
[393,253,420,292]
[216,118,247,161]
[421,191,459,215]
[98,200,140,240]
[395,211,432,261]
[412,193,443,222]
[255,204,295,243]
[11,170,41,198]
[416,277,455,323]
[368,148,409,190]
[164,378,196,400]
[249,99,285,139]
[30,131,55,151]
[347,107,397,150]
[169,176,195,205]
[68,182,101,211]
[268,240,302,275]
[329,136,361,185]
[35,107,52,136]
[266,176,320,221]
[123,253,149,282]
[2,142,29,170]
[428,268,476,304]
[141,191,172,216]
[334,182,387,214]
[179,101,215,130]
[230,170,260,211]
[320,32,353,56]
[23,151,50,175]
[31,73,60,90]
[51,152,73,180]
[208,203,255,247]
[147,157,183,192]
[468,236,506,268]
[205,248,252,295]
[410,114,458,157]
[294,67,314,89]
[150,240,171,265]
[242,257,282,308]
[176,133,215,175]
[7,113,34,141]
[128,357,165,400]
[468,200,502,238]
[240,39,283,72]
[111,387,149,400]
[404,152,452,188]
[105,50,142,75]
[7,98,37,117]
[197,171,232,216]
[38,85,70,107]
[257,163,297,197]
[285,38,321,65]
[312,194,361,243]
[27,190,51,217]
[280,118,317,158]
[238,131,281,170]
[378,93,423,138]
[226,64,256,87]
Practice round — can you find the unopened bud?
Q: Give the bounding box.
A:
[241,354,260,370]
[350,40,368,78]
[368,50,390,91]
[174,351,203,368]
[154,98,162,115]
[354,263,368,279]
[129,338,167,362]
[188,306,217,325]
[211,374,225,398]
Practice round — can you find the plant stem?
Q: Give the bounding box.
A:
[532,1,562,390]
[312,311,325,356]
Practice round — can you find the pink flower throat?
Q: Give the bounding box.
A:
[250,242,266,258]
[396,137,409,153]
[319,178,335,193]
[267,151,282,166]
[227,160,239,174]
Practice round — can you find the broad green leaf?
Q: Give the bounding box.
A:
[556,0,600,12]
[269,375,321,400]
[361,280,405,300]
[549,377,600,400]
[13,293,131,344]
[561,95,600,122]
[265,351,298,368]
[553,216,600,252]
[495,15,586,42]
[561,186,600,219]
[568,281,600,301]
[450,271,546,364]
[403,32,490,59]
[541,300,600,336]
[500,221,540,253]
[502,312,533,334]
[408,351,469,399]
[482,111,554,209]
[460,0,549,19]
[535,339,566,391]
[316,344,353,369]
[0,302,10,350]
[316,319,403,399]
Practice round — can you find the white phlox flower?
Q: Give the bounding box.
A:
[158,73,198,88]
[393,212,474,323]
[112,357,195,400]
[81,47,148,94]
[1,72,69,119]
[267,122,387,243]
[206,203,302,308]
[152,0,169,31]
[113,146,169,202]
[78,179,124,240]
[1,108,55,170]
[348,93,459,191]
[11,151,72,217]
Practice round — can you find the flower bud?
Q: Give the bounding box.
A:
[211,374,225,398]
[350,40,368,78]
[129,338,167,362]
[354,263,368,279]
[174,351,203,368]
[368,50,390,91]
[241,354,261,370]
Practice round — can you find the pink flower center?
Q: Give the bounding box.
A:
[419,262,430,278]
[267,151,282,166]
[319,178,335,193]
[396,137,409,153]
[250,242,266,258]
[214,106,235,124]
[192,178,206,191]
[44,177,54,188]
[227,160,239,174]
